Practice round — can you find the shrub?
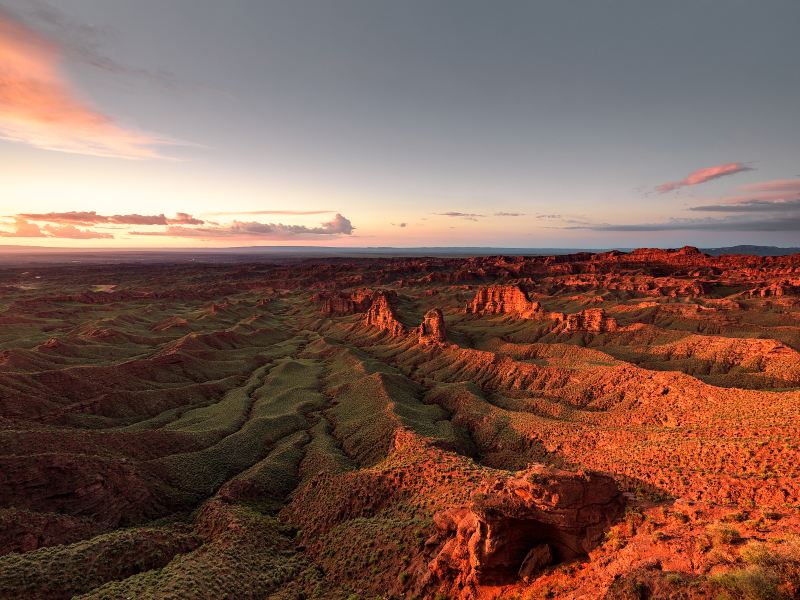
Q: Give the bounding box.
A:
[723,511,749,523]
[709,537,800,600]
[708,524,741,546]
[664,573,684,585]
[710,568,781,600]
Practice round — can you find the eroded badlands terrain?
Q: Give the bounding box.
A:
[1,247,799,599]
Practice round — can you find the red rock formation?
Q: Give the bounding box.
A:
[429,465,624,591]
[318,288,376,315]
[467,287,617,333]
[748,280,800,297]
[418,308,446,344]
[556,307,618,333]
[518,543,552,583]
[542,273,712,298]
[465,285,542,318]
[364,291,406,336]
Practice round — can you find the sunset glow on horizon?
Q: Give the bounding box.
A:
[2,1,799,249]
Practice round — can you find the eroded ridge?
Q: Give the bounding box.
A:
[1,248,799,599]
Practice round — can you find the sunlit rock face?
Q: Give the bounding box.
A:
[465,285,543,318]
[364,291,406,336]
[430,465,624,590]
[418,308,446,344]
[317,288,377,316]
[557,307,619,333]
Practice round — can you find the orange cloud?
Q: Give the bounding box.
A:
[0,218,45,237]
[0,9,169,158]
[0,217,111,238]
[656,162,753,193]
[41,223,113,239]
[18,211,204,225]
[1,209,353,241]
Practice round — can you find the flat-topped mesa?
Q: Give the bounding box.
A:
[555,307,618,333]
[429,465,624,591]
[465,285,542,318]
[417,308,446,344]
[626,246,707,262]
[364,291,406,336]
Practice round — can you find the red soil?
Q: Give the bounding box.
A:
[0,248,799,598]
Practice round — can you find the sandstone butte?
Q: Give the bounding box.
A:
[0,246,799,599]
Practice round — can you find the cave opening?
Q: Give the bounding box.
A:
[476,517,586,585]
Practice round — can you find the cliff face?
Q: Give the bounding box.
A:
[317,288,376,316]
[465,285,542,318]
[429,465,624,593]
[418,308,446,344]
[320,288,448,343]
[748,280,800,298]
[556,308,618,333]
[544,274,712,298]
[364,292,406,336]
[467,286,618,333]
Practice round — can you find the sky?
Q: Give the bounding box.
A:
[1,0,799,249]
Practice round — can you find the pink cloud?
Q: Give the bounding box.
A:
[689,178,800,214]
[3,209,353,240]
[740,179,800,194]
[18,211,204,226]
[0,9,170,158]
[0,218,45,237]
[0,217,111,238]
[41,223,113,239]
[131,213,354,238]
[656,162,753,193]
[17,211,105,225]
[171,212,204,225]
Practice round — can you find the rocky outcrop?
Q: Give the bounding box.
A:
[465,285,542,318]
[518,543,552,583]
[624,246,708,265]
[418,308,446,344]
[429,465,624,590]
[317,288,376,315]
[364,292,406,336]
[544,274,712,297]
[747,280,800,298]
[466,287,617,333]
[319,294,356,316]
[556,307,618,333]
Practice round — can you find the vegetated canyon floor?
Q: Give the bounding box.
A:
[1,246,799,599]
